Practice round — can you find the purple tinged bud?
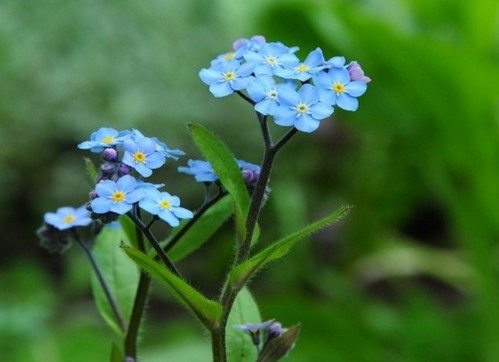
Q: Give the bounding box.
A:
[242,169,257,184]
[268,322,287,339]
[100,163,115,174]
[347,61,371,83]
[102,147,118,161]
[118,164,132,176]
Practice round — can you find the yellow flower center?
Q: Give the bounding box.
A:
[296,103,309,114]
[159,199,171,209]
[102,136,115,144]
[296,64,309,72]
[265,56,278,65]
[112,191,125,203]
[332,82,345,94]
[133,151,146,163]
[224,52,235,60]
[223,71,236,81]
[63,215,75,224]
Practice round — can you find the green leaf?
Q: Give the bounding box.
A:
[257,325,300,362]
[90,225,140,336]
[230,205,351,289]
[110,342,124,362]
[84,157,98,184]
[226,287,262,362]
[166,195,234,262]
[188,123,250,240]
[118,214,139,249]
[123,246,222,329]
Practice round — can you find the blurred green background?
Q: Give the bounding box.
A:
[1,0,499,361]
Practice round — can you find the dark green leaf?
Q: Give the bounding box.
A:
[257,325,300,362]
[123,246,222,329]
[90,225,140,336]
[230,205,351,289]
[188,123,250,240]
[226,287,262,362]
[166,195,234,262]
[110,342,124,362]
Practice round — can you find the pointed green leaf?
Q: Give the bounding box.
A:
[257,325,300,362]
[90,225,140,336]
[110,342,125,362]
[188,123,250,239]
[230,205,351,289]
[123,246,222,329]
[166,195,234,262]
[84,157,98,184]
[119,214,138,249]
[226,287,262,362]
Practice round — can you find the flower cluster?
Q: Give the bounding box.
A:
[199,35,370,133]
[78,127,193,227]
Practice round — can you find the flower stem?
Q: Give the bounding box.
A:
[73,230,126,333]
[213,123,299,361]
[127,211,182,278]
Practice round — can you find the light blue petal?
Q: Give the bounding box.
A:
[337,94,359,111]
[116,175,137,192]
[173,207,194,219]
[299,84,320,104]
[330,68,350,84]
[135,163,153,177]
[345,81,367,97]
[91,198,111,213]
[139,198,160,215]
[199,68,221,85]
[158,210,179,227]
[277,87,300,107]
[310,102,334,119]
[294,115,321,133]
[110,202,133,215]
[209,82,234,97]
[145,152,166,169]
[95,180,116,197]
[127,189,145,203]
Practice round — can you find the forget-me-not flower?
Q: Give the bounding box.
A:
[44,206,92,230]
[91,175,145,215]
[275,48,325,82]
[246,76,297,116]
[122,137,166,177]
[243,42,299,76]
[199,59,255,97]
[139,189,193,227]
[77,127,130,153]
[178,159,218,183]
[273,84,334,133]
[313,68,367,111]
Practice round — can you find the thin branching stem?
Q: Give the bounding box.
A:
[72,229,126,333]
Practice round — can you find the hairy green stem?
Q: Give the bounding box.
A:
[213,120,299,361]
[73,230,126,333]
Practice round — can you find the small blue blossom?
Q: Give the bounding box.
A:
[44,206,92,230]
[129,129,185,160]
[91,175,145,215]
[178,159,218,183]
[243,42,299,76]
[238,159,261,187]
[234,320,275,346]
[273,84,334,133]
[122,137,166,177]
[139,189,193,227]
[275,48,325,81]
[246,76,297,116]
[313,68,368,111]
[78,127,130,153]
[199,59,255,97]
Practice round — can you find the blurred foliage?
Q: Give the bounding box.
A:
[1,0,499,361]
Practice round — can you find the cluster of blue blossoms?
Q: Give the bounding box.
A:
[199,35,370,133]
[41,127,263,237]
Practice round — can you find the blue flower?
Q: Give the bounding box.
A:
[178,159,218,183]
[44,206,92,230]
[238,159,261,186]
[130,129,185,160]
[275,48,325,81]
[78,127,130,153]
[246,76,297,116]
[91,175,145,215]
[122,137,166,177]
[139,189,193,227]
[273,84,334,133]
[199,59,255,97]
[234,320,275,346]
[243,42,299,76]
[313,67,367,111]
